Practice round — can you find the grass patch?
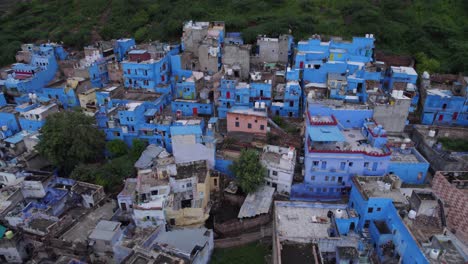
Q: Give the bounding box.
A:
[438,137,468,152]
[210,242,269,264]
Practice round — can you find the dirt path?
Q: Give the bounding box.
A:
[214,226,272,248]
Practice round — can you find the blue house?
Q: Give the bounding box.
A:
[291,102,391,201]
[40,78,91,109]
[0,105,20,139]
[114,38,136,62]
[382,66,418,112]
[5,44,60,94]
[271,80,301,118]
[122,43,179,94]
[217,78,238,118]
[89,59,109,88]
[421,73,468,126]
[387,141,430,184]
[16,103,59,131]
[349,176,429,264]
[171,72,213,117]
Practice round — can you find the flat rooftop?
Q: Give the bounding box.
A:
[228,106,268,117]
[275,201,352,242]
[353,176,408,205]
[309,127,386,154]
[60,200,115,243]
[113,90,162,101]
[390,148,425,163]
[0,105,17,114]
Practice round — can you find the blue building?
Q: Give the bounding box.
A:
[5,43,62,94]
[89,59,109,88]
[295,35,375,84]
[382,66,419,112]
[95,86,173,149]
[420,73,468,126]
[114,38,136,62]
[348,176,429,263]
[387,141,430,184]
[39,77,91,109]
[0,105,20,139]
[171,71,213,117]
[271,80,301,118]
[15,102,59,131]
[217,72,273,118]
[224,32,243,45]
[291,101,391,201]
[122,43,179,94]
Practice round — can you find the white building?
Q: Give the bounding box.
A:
[261,145,296,195]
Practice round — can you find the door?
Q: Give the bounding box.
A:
[438,114,444,121]
[192,107,198,116]
[299,61,304,68]
[120,203,127,211]
[226,91,231,99]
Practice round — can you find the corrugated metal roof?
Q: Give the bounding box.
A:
[308,126,345,142]
[134,144,164,169]
[238,186,275,218]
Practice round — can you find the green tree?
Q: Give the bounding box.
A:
[36,111,105,174]
[415,52,440,74]
[106,139,128,158]
[230,149,266,193]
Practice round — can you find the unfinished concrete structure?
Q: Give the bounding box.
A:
[222,44,251,80]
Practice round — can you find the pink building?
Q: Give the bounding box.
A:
[227,106,268,135]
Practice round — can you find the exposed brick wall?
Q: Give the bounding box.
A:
[432,172,468,244]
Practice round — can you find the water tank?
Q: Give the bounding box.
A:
[430,249,440,260]
[366,34,370,38]
[200,88,209,100]
[408,210,417,219]
[370,34,374,38]
[353,89,357,94]
[384,183,391,191]
[392,90,398,98]
[380,129,386,136]
[377,181,385,191]
[255,102,260,109]
[422,71,430,79]
[1,126,7,131]
[428,130,436,137]
[335,209,344,219]
[401,144,406,150]
[260,102,266,109]
[404,138,411,143]
[398,90,404,97]
[5,230,13,239]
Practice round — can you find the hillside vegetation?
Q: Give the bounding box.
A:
[1,0,467,73]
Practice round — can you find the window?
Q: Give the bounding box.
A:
[151,190,159,195]
[311,176,315,181]
[248,123,252,129]
[349,162,353,167]
[325,176,329,181]
[340,162,346,170]
[331,176,336,182]
[364,162,369,168]
[260,125,265,130]
[235,122,239,127]
[289,101,294,107]
[272,171,278,176]
[368,207,374,213]
[255,120,258,123]
[372,162,378,171]
[376,207,381,212]
[321,161,327,170]
[186,182,192,188]
[323,187,327,192]
[236,117,239,120]
[313,161,319,167]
